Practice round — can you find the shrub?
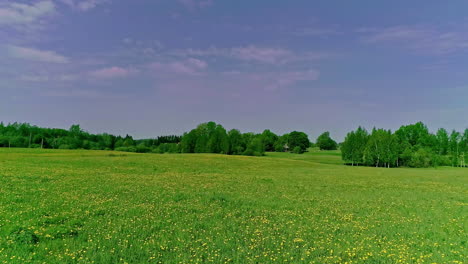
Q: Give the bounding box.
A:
[274,143,284,152]
[136,144,151,153]
[115,147,137,153]
[409,148,432,168]
[292,146,303,154]
[242,148,263,156]
[151,147,163,154]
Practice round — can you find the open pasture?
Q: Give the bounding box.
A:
[0,149,466,263]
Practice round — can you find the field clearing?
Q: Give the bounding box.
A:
[0,148,466,263]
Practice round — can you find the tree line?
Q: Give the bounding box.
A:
[0,122,180,153]
[341,122,468,168]
[1,121,335,156]
[178,122,316,156]
[5,121,463,168]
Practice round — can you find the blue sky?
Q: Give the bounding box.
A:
[1,0,467,140]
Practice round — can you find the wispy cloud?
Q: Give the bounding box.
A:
[121,38,164,56]
[359,25,468,55]
[178,0,213,10]
[19,73,78,82]
[149,58,208,76]
[44,89,107,98]
[293,28,340,37]
[19,75,50,82]
[7,45,69,63]
[174,45,330,65]
[255,70,320,91]
[60,0,109,11]
[89,66,136,79]
[0,1,55,26]
[231,46,293,64]
[220,69,320,91]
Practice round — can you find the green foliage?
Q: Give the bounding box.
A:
[115,146,137,153]
[180,122,266,156]
[436,128,449,155]
[0,121,317,157]
[0,122,184,154]
[260,129,278,152]
[408,148,432,168]
[2,121,466,164]
[342,122,468,168]
[154,143,181,154]
[292,146,303,154]
[341,127,368,166]
[227,129,244,155]
[274,134,289,152]
[136,143,152,153]
[287,131,310,153]
[243,137,265,156]
[316,132,338,150]
[274,142,284,152]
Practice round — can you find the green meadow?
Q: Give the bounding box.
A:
[0,148,466,264]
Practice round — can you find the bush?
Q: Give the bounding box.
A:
[242,148,255,156]
[151,147,163,154]
[274,143,284,152]
[409,148,432,168]
[136,144,151,153]
[230,146,245,155]
[149,143,180,154]
[316,132,337,150]
[242,148,263,156]
[292,146,304,154]
[437,155,451,166]
[115,147,137,153]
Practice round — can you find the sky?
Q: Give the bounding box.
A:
[1,0,467,140]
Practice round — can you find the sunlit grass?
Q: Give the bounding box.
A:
[0,148,466,263]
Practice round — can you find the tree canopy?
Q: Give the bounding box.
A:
[2,121,465,167]
[287,131,310,154]
[316,132,338,150]
[0,122,312,157]
[341,122,467,168]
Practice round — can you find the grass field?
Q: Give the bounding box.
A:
[0,148,466,263]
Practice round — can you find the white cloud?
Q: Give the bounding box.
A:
[231,46,293,64]
[293,28,340,37]
[174,45,330,64]
[44,89,103,98]
[0,1,55,26]
[58,74,78,81]
[178,0,213,10]
[77,0,108,11]
[359,25,468,55]
[222,69,320,91]
[7,45,69,63]
[59,0,109,11]
[149,58,208,76]
[263,70,320,91]
[19,75,49,82]
[122,38,133,45]
[18,73,78,82]
[89,66,137,79]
